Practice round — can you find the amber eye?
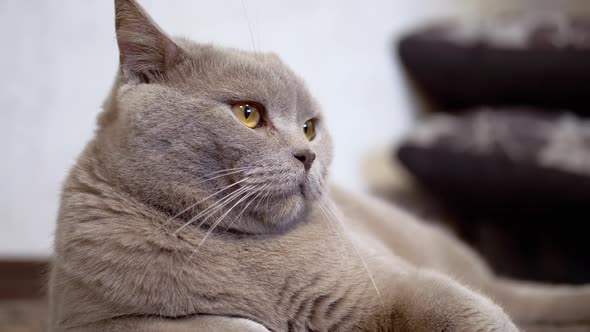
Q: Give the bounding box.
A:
[303,119,316,141]
[231,102,262,129]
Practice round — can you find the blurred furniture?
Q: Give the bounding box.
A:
[390,13,590,284]
[399,14,590,113]
[0,261,47,331]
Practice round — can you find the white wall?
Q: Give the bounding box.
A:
[1,0,582,257]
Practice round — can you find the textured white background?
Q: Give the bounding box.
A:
[1,0,584,257]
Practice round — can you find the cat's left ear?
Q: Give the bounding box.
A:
[114,0,186,83]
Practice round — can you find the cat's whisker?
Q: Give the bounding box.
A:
[223,183,271,233]
[200,166,256,177]
[348,235,385,310]
[194,167,256,185]
[166,176,251,225]
[189,185,256,232]
[253,183,273,212]
[166,166,256,225]
[173,183,254,235]
[190,186,262,258]
[319,195,385,310]
[240,0,257,53]
[317,202,348,272]
[190,167,254,186]
[183,184,253,227]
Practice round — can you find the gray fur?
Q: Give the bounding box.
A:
[49,1,590,331]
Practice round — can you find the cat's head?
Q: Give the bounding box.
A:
[95,0,333,234]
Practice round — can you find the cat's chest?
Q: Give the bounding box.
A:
[212,220,377,331]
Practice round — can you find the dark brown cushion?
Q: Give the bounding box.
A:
[397,109,590,215]
[396,109,590,283]
[398,14,590,114]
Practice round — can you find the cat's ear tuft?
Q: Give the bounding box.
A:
[114,0,185,83]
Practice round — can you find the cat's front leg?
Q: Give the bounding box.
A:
[389,269,519,332]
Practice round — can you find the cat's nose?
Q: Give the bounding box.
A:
[294,150,316,171]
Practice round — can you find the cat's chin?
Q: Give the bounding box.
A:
[232,190,313,234]
[265,193,306,225]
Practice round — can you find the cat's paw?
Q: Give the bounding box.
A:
[399,271,520,332]
[441,301,519,332]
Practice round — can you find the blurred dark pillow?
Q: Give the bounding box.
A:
[396,109,590,215]
[398,14,590,114]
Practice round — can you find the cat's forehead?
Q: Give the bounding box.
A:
[176,40,319,118]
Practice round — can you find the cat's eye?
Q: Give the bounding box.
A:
[303,119,317,141]
[231,102,263,129]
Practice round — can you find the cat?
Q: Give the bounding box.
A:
[48,0,590,331]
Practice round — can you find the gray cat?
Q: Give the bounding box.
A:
[48,0,590,331]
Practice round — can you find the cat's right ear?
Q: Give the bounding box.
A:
[114,0,185,83]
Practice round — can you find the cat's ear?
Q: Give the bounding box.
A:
[114,0,185,83]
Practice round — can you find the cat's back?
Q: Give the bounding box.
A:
[330,185,491,282]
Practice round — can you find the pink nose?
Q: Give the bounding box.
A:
[294,150,316,171]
